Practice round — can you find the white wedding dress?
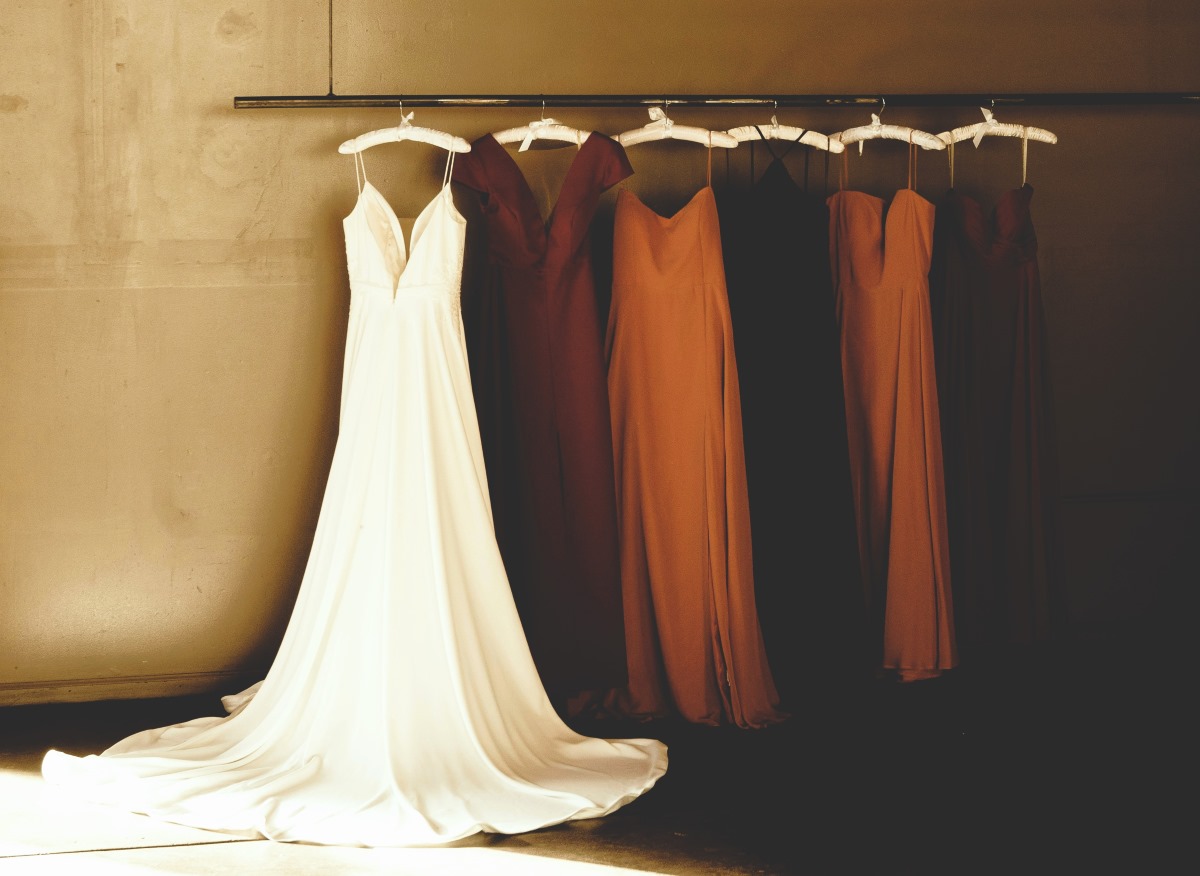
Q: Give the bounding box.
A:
[41,151,667,847]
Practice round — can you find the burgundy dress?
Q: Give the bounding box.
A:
[929,184,1065,663]
[452,133,632,700]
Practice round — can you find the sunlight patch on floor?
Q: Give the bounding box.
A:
[2,837,672,876]
[1,767,673,874]
[0,766,244,858]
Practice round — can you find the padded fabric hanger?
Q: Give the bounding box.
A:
[726,110,844,153]
[829,101,945,153]
[937,106,1057,186]
[490,100,591,152]
[937,106,1058,147]
[617,106,738,148]
[338,109,471,154]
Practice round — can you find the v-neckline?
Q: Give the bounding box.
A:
[485,132,598,240]
[357,181,450,298]
[756,159,803,196]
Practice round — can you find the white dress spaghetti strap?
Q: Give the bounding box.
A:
[41,153,667,847]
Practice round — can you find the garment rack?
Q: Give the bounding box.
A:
[232,92,1200,110]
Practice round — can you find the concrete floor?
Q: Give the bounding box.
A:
[0,639,1183,875]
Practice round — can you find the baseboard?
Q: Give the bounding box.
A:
[0,670,261,707]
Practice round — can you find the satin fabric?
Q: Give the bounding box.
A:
[452,134,631,699]
[929,184,1065,662]
[41,160,666,847]
[605,172,785,729]
[829,186,958,681]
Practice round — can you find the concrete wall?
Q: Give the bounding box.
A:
[2,1,1197,704]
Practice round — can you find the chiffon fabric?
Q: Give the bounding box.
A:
[717,141,868,705]
[929,182,1065,662]
[829,146,958,681]
[605,150,785,728]
[451,133,630,700]
[41,152,667,847]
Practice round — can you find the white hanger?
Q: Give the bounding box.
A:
[491,101,591,152]
[725,109,845,154]
[937,106,1058,147]
[338,109,471,154]
[617,106,738,148]
[829,101,946,153]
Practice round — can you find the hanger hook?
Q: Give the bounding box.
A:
[879,96,886,115]
[396,97,415,127]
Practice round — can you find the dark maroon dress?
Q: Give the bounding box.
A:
[929,184,1066,665]
[452,133,632,699]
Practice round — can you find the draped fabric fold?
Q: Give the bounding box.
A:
[451,133,633,701]
[605,168,786,728]
[42,157,666,847]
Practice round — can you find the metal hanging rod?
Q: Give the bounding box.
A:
[232,92,1200,110]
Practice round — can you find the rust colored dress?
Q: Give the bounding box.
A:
[829,152,957,681]
[605,154,785,728]
[452,133,631,700]
[929,183,1065,663]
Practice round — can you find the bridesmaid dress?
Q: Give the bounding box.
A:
[828,145,958,681]
[605,149,786,728]
[929,178,1065,664]
[717,137,868,707]
[452,133,631,702]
